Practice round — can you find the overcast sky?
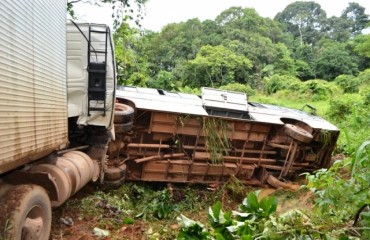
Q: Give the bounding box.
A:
[74,0,370,31]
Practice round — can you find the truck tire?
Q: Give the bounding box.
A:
[0,184,51,240]
[114,103,134,124]
[105,164,127,181]
[115,121,133,133]
[283,123,313,143]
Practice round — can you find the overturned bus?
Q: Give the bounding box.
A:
[107,86,339,186]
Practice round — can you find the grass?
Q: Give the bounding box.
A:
[250,93,330,117]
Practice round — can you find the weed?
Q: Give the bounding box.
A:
[202,117,231,163]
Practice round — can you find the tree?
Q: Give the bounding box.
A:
[222,34,276,77]
[313,40,359,80]
[147,70,175,90]
[341,2,369,36]
[199,20,223,46]
[217,7,285,43]
[182,45,252,88]
[322,16,352,42]
[275,1,327,46]
[67,0,147,28]
[145,19,205,75]
[355,34,370,57]
[114,22,150,85]
[273,43,297,76]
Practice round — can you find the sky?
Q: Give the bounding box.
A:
[74,0,370,31]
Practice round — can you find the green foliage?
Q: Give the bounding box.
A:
[177,86,201,95]
[237,191,277,220]
[340,2,369,35]
[358,68,370,86]
[182,45,252,88]
[305,141,370,237]
[177,215,210,240]
[273,43,298,76]
[327,94,363,120]
[263,74,300,94]
[327,93,369,154]
[355,34,370,58]
[334,74,361,93]
[65,183,176,224]
[274,1,327,45]
[113,23,150,86]
[293,44,316,80]
[126,72,148,87]
[313,41,359,81]
[208,201,233,239]
[177,141,370,239]
[360,85,370,105]
[96,1,369,89]
[178,191,350,239]
[323,16,352,42]
[178,191,281,239]
[129,185,174,220]
[299,79,342,101]
[147,70,175,90]
[67,0,148,29]
[219,83,256,96]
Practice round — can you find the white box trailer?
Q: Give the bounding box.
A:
[0,0,68,174]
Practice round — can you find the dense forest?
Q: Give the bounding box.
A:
[114,1,369,88]
[110,1,370,151]
[59,1,369,239]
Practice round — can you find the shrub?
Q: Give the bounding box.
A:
[327,93,369,154]
[360,85,370,105]
[327,94,363,121]
[334,74,360,93]
[146,70,175,90]
[305,141,370,237]
[299,79,342,101]
[219,83,256,96]
[358,68,370,86]
[126,72,148,87]
[263,74,301,94]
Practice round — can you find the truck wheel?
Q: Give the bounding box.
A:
[115,121,133,133]
[284,123,313,143]
[105,164,127,181]
[1,185,51,240]
[114,103,134,124]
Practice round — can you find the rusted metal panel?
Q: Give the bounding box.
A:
[0,1,67,174]
[139,160,255,183]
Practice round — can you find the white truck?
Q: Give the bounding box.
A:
[0,1,118,239]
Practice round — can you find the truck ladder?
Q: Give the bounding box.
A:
[87,24,109,116]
